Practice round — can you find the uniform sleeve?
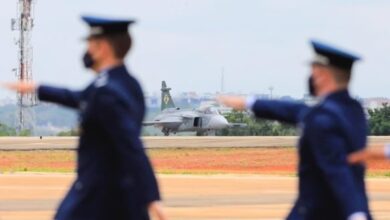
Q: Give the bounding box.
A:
[250,99,308,125]
[37,85,81,109]
[306,113,366,217]
[95,88,160,205]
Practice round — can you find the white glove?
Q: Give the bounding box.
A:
[347,212,367,220]
[245,96,257,109]
[384,143,390,159]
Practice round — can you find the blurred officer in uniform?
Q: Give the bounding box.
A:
[218,40,371,220]
[348,143,390,163]
[2,15,166,220]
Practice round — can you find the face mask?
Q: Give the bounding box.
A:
[83,51,94,69]
[308,76,316,96]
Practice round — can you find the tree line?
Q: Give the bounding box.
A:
[216,110,296,136]
[368,103,390,135]
[0,104,388,136]
[218,103,390,136]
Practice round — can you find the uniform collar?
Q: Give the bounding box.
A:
[313,89,349,106]
[94,71,108,87]
[323,89,350,102]
[96,64,126,78]
[98,63,126,76]
[94,65,116,87]
[94,64,127,88]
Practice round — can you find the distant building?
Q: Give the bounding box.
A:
[251,93,271,100]
[0,98,16,106]
[363,98,390,110]
[176,92,201,108]
[144,92,159,109]
[280,96,294,101]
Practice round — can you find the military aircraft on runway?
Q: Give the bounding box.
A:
[143,81,245,136]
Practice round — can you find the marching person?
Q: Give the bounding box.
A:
[2,15,167,220]
[218,40,371,220]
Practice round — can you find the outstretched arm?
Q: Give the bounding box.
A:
[1,82,81,109]
[218,96,308,125]
[37,85,82,109]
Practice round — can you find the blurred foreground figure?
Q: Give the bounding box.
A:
[2,16,166,220]
[219,40,371,220]
[348,144,390,164]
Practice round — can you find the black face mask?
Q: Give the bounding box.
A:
[308,76,316,97]
[83,52,94,69]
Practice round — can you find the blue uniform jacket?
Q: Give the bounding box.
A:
[38,65,159,220]
[251,90,371,220]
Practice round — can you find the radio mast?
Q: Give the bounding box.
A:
[11,0,37,133]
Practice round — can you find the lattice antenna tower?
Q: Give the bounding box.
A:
[11,0,38,133]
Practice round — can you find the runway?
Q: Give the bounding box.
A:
[0,174,390,220]
[0,136,390,150]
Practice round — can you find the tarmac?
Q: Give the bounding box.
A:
[0,136,390,150]
[1,137,390,219]
[0,173,390,220]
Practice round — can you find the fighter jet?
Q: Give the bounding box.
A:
[143,81,243,136]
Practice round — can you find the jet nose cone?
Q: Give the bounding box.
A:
[210,115,229,129]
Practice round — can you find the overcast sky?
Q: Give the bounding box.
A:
[0,0,389,99]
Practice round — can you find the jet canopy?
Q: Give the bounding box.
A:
[198,106,220,115]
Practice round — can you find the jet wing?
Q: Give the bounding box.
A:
[180,113,198,118]
[143,117,183,127]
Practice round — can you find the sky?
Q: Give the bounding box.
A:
[0,0,389,99]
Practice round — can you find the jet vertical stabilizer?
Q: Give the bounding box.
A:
[161,81,175,111]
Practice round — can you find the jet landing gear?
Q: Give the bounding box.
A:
[162,128,170,136]
[196,130,216,136]
[196,131,204,136]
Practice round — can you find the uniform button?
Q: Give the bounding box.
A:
[75,181,83,190]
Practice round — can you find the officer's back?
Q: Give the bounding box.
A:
[1,16,166,220]
[218,40,372,220]
[297,89,369,219]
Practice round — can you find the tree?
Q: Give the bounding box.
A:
[0,123,17,136]
[217,110,296,136]
[57,128,79,136]
[368,103,390,135]
[18,129,32,136]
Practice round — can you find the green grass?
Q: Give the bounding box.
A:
[366,172,390,178]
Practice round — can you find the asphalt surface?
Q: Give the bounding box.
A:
[0,174,390,220]
[0,136,389,150]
